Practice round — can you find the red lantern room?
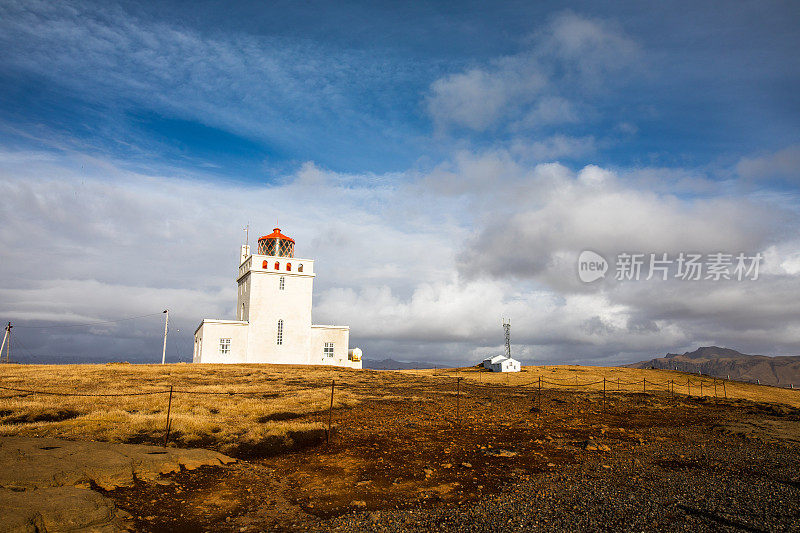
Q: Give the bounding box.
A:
[257,227,295,257]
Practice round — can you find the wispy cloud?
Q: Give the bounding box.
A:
[0,0,426,171]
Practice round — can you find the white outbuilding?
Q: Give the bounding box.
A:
[482,355,521,372]
[193,227,362,368]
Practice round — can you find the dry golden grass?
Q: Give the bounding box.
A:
[1,363,798,457]
[0,363,372,455]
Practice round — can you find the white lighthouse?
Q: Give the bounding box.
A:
[193,228,362,368]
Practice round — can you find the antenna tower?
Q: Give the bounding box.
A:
[502,318,511,358]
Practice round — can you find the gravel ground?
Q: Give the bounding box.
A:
[322,431,800,532]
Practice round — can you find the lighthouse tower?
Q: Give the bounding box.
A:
[193,228,362,368]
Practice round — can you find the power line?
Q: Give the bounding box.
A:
[5,335,35,362]
[9,312,165,329]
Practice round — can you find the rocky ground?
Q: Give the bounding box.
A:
[0,437,234,532]
[94,380,800,532]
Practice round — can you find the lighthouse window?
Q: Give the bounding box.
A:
[277,320,284,345]
[278,239,294,257]
[298,264,303,272]
[324,342,334,358]
[219,338,231,355]
[286,263,292,271]
[279,276,285,290]
[274,261,280,270]
[259,239,277,256]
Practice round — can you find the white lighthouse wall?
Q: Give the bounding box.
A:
[242,256,315,364]
[194,320,248,363]
[310,325,358,367]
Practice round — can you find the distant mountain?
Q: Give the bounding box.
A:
[628,346,800,387]
[362,358,441,370]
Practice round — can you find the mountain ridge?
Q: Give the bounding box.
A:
[628,346,800,387]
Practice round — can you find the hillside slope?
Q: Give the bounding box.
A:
[629,346,800,387]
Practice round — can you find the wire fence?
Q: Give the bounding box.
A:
[0,372,796,449]
[0,384,328,397]
[0,374,789,399]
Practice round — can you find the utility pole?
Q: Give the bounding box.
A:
[0,322,11,363]
[161,310,169,364]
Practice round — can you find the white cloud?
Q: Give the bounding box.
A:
[515,96,581,129]
[539,12,639,85]
[458,164,785,282]
[426,12,639,133]
[736,144,800,184]
[427,60,547,131]
[510,135,596,161]
[2,145,799,364]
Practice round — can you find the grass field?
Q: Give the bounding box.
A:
[1,363,798,458]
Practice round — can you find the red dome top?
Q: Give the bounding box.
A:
[256,227,295,257]
[258,227,295,244]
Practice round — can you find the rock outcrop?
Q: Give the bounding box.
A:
[0,436,235,532]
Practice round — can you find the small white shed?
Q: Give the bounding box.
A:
[482,355,505,370]
[482,355,521,372]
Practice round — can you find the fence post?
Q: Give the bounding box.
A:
[723,380,727,400]
[670,379,674,400]
[617,377,620,392]
[714,380,717,401]
[538,375,542,410]
[643,378,646,394]
[163,385,173,447]
[687,378,690,397]
[327,379,335,443]
[456,377,462,427]
[602,377,606,412]
[700,381,703,397]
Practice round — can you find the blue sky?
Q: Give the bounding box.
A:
[1,1,799,364]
